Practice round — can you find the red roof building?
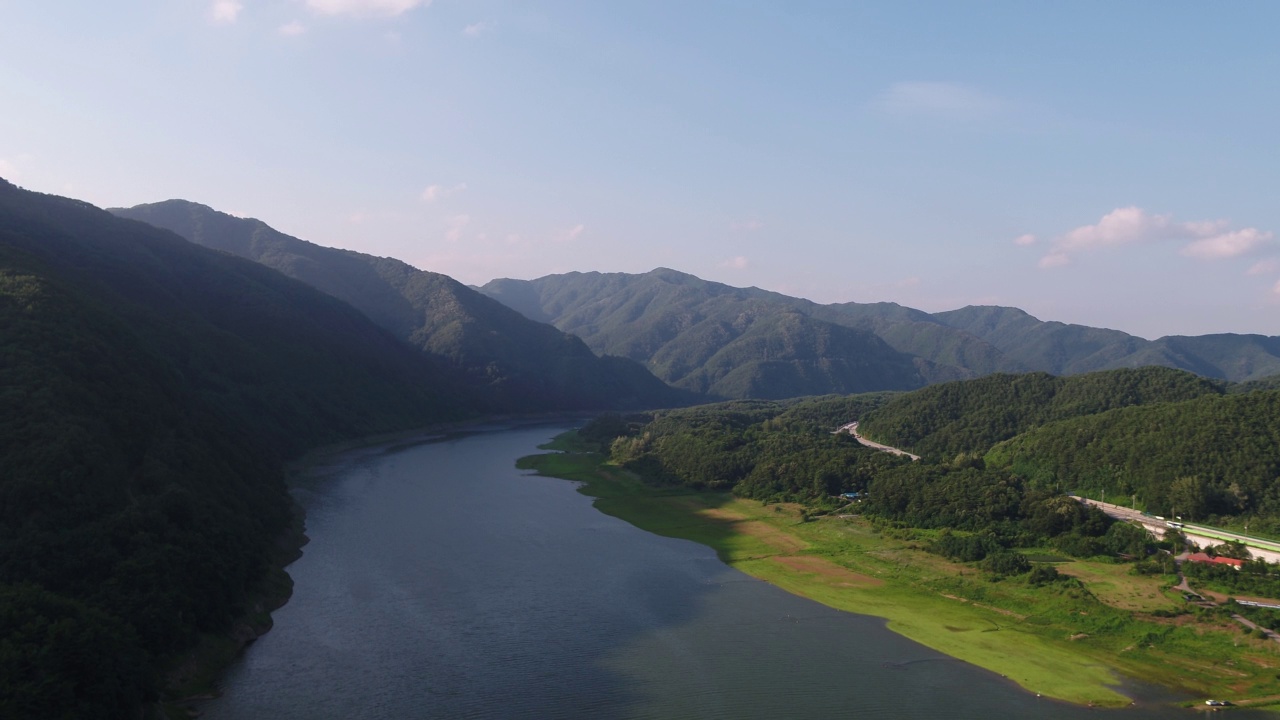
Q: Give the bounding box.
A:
[1186,552,1244,569]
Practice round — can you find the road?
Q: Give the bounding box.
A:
[1074,497,1280,564]
[835,421,921,461]
[1077,497,1280,647]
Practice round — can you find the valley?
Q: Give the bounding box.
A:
[3,178,1279,717]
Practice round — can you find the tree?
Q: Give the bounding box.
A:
[1167,476,1208,521]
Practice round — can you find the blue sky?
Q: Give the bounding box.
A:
[3,1,1278,338]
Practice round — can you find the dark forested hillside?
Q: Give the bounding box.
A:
[113,201,688,411]
[0,179,469,717]
[480,270,1280,398]
[855,367,1224,460]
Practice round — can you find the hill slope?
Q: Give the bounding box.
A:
[481,270,1280,397]
[0,179,469,717]
[985,389,1280,523]
[934,305,1280,381]
[855,366,1225,460]
[481,269,966,398]
[113,201,689,411]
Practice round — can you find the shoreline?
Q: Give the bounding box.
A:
[162,413,590,717]
[518,438,1280,711]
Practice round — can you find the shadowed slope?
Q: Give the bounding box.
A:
[114,200,689,411]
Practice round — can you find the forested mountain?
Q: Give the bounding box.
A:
[986,390,1280,525]
[821,363,1280,530]
[0,179,471,717]
[1233,373,1280,394]
[930,306,1153,376]
[933,306,1280,380]
[855,367,1225,460]
[479,270,1280,398]
[481,269,965,398]
[112,201,688,411]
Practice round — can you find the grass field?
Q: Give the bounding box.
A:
[519,435,1280,709]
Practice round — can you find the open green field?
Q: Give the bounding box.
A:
[519,436,1280,709]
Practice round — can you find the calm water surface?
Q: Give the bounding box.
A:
[200,423,1247,719]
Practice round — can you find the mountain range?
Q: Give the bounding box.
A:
[110,201,1280,403]
[111,201,690,412]
[8,180,1280,718]
[478,270,1280,398]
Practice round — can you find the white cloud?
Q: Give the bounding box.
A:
[444,214,470,243]
[1247,258,1280,276]
[306,0,429,17]
[463,21,488,37]
[1039,206,1274,268]
[560,224,585,243]
[1273,279,1280,298]
[730,219,764,232]
[421,182,466,202]
[0,158,18,181]
[1180,228,1274,260]
[1013,233,1036,246]
[878,81,1003,120]
[209,0,243,24]
[279,20,307,36]
[1056,207,1174,253]
[721,256,749,270]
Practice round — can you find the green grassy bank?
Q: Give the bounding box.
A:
[519,434,1280,709]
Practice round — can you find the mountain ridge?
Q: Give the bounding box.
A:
[112,200,691,411]
[479,269,1280,395]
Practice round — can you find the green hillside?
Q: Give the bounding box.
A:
[856,366,1224,460]
[481,271,1280,399]
[113,201,689,411]
[601,393,901,500]
[986,389,1280,524]
[481,269,949,398]
[0,179,469,718]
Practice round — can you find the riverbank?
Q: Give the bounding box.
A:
[159,505,307,718]
[160,415,591,718]
[519,434,1280,710]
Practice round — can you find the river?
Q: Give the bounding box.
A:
[198,422,1244,718]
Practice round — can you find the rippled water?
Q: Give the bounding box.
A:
[198,423,1251,719]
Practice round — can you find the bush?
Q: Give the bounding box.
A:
[1028,564,1063,586]
[982,551,1032,576]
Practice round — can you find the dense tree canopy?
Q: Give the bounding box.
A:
[857,367,1224,460]
[0,180,473,717]
[586,394,1140,566]
[986,390,1280,523]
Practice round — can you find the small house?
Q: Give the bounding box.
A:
[1185,552,1244,569]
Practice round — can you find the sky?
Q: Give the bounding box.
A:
[2,1,1279,339]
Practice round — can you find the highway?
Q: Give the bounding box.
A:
[1075,497,1280,563]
